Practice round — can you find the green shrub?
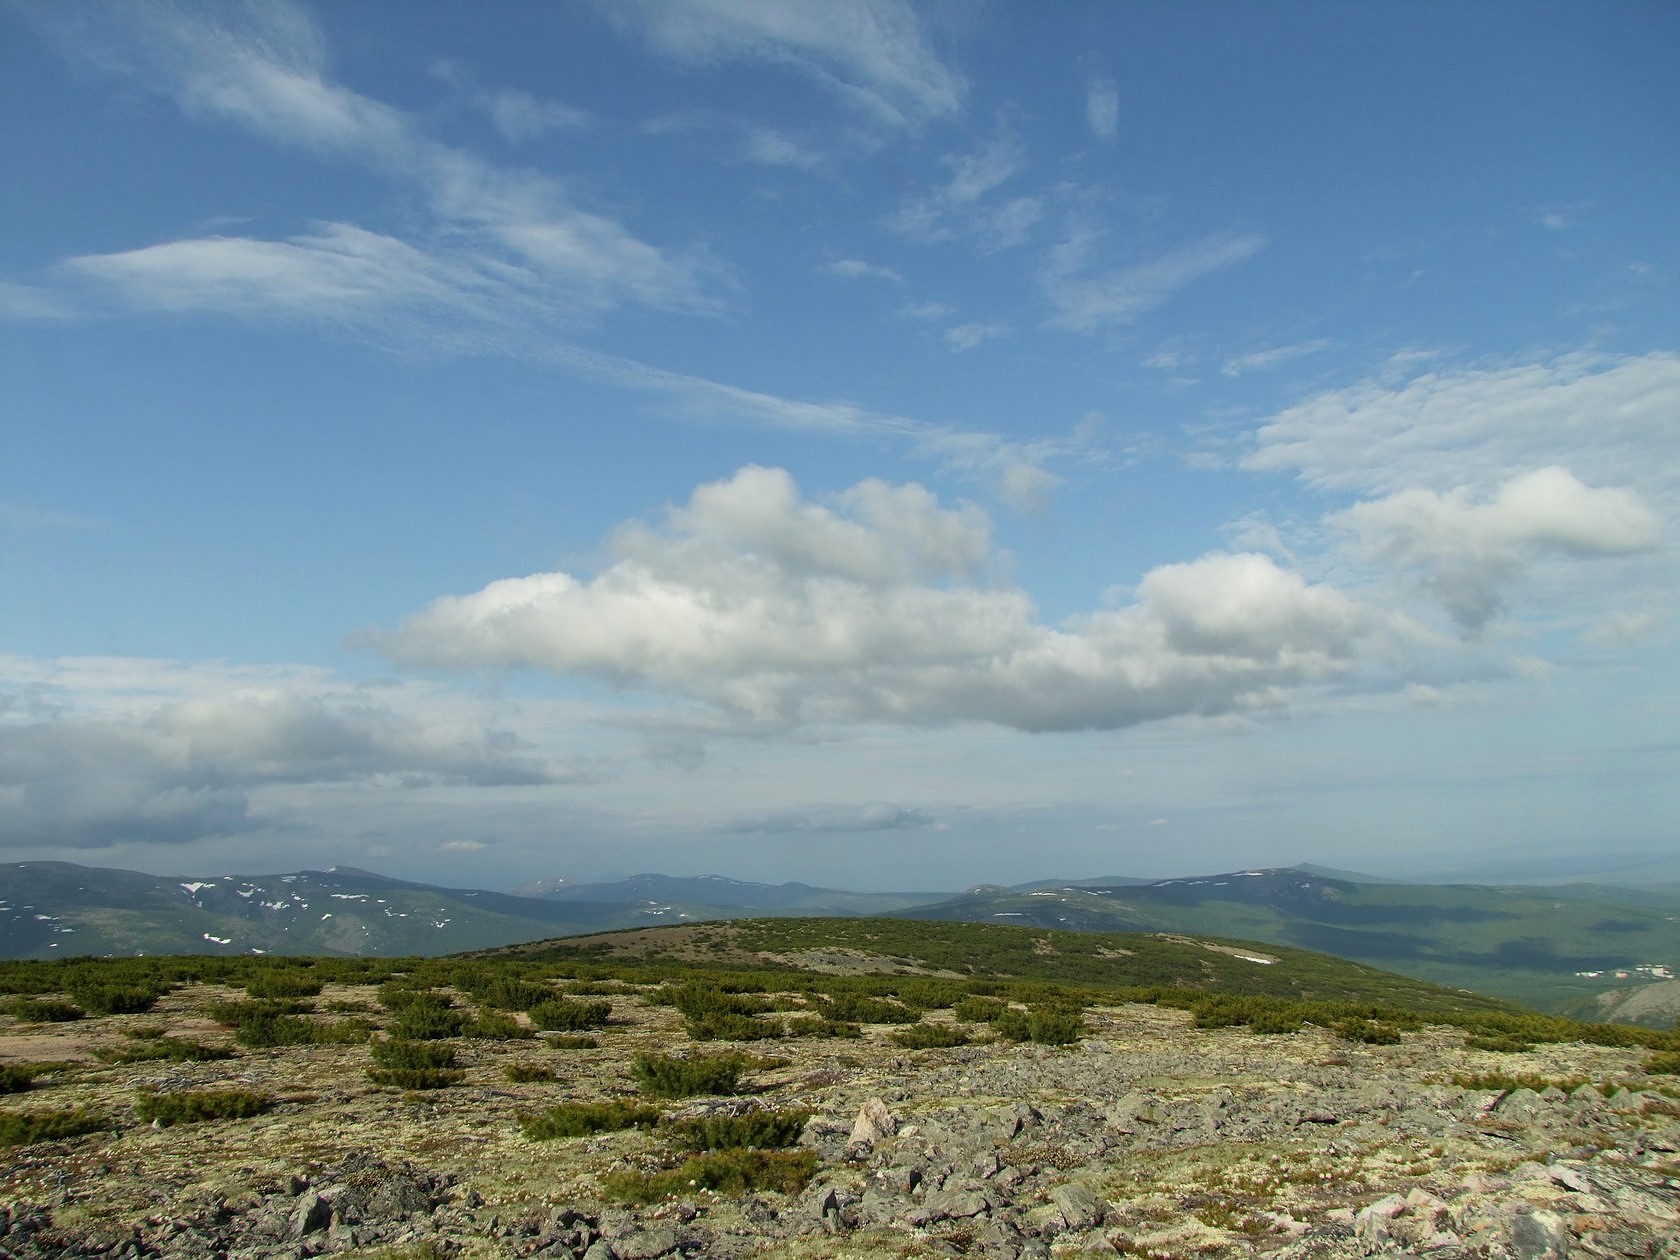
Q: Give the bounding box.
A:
[1644,1051,1680,1076]
[518,1099,660,1139]
[4,998,83,1023]
[0,1065,34,1094]
[466,1011,533,1041]
[631,1050,747,1098]
[666,1109,809,1151]
[1466,1034,1533,1054]
[952,995,1007,1023]
[0,1106,108,1147]
[889,1022,970,1050]
[96,1037,235,1064]
[1453,1071,1596,1094]
[368,1038,464,1089]
[603,1149,818,1203]
[685,1011,785,1042]
[232,1013,371,1048]
[990,1004,1085,1045]
[1334,1018,1402,1045]
[529,998,612,1032]
[371,1038,458,1070]
[784,1016,860,1039]
[504,1062,555,1083]
[67,984,162,1016]
[244,972,323,1000]
[135,1088,270,1126]
[206,998,313,1023]
[813,993,918,1025]
[391,1005,468,1041]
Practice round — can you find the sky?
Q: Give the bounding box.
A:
[2,1,1677,892]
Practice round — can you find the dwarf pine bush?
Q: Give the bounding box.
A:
[0,1106,108,1148]
[517,1099,660,1139]
[135,1088,271,1126]
[4,998,83,1023]
[889,1022,970,1049]
[631,1050,747,1098]
[665,1108,809,1151]
[528,998,611,1032]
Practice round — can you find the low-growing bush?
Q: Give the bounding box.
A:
[0,1106,108,1148]
[206,998,313,1023]
[4,998,83,1023]
[135,1088,271,1126]
[952,995,1007,1023]
[666,1108,809,1151]
[466,1011,533,1041]
[684,1011,785,1042]
[67,984,162,1016]
[1452,1071,1597,1095]
[233,1013,371,1048]
[813,993,918,1025]
[602,1149,818,1203]
[631,1050,747,1098]
[391,1005,468,1041]
[95,1037,235,1064]
[784,1015,860,1039]
[1644,1051,1680,1076]
[244,972,323,1000]
[517,1099,660,1139]
[991,1004,1085,1045]
[0,1065,34,1094]
[889,1022,970,1050]
[504,1062,555,1083]
[1334,1018,1403,1045]
[368,1038,464,1089]
[1466,1034,1533,1054]
[528,998,612,1032]
[547,1035,599,1050]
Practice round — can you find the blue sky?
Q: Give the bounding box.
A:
[3,0,1676,890]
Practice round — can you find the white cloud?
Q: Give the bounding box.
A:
[1222,339,1330,377]
[1332,466,1662,631]
[944,322,1006,352]
[1246,351,1680,499]
[720,801,936,833]
[378,466,1392,733]
[1043,230,1266,331]
[0,656,592,849]
[606,0,964,127]
[18,0,717,328]
[743,127,822,168]
[900,300,953,320]
[886,128,1041,249]
[1086,77,1119,142]
[481,87,590,141]
[826,258,903,283]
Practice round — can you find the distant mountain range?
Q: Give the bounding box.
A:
[3,860,1676,1024]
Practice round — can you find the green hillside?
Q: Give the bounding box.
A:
[892,869,1680,1020]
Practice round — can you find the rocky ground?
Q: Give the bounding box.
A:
[2,981,1677,1259]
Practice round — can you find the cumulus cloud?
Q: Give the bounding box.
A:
[1332,467,1662,631]
[378,466,1390,733]
[0,658,589,849]
[606,0,964,128]
[719,801,936,834]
